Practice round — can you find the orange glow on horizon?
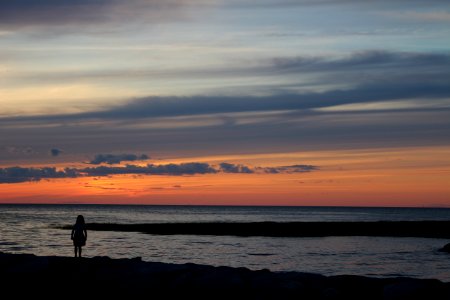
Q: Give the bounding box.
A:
[1,146,449,207]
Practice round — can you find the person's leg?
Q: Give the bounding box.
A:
[74,246,77,257]
[79,246,82,258]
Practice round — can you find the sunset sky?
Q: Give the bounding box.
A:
[1,1,450,206]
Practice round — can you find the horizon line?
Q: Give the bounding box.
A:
[0,203,449,209]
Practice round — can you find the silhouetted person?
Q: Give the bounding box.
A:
[71,215,87,258]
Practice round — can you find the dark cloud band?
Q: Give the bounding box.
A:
[1,51,449,164]
[50,148,63,157]
[0,0,199,30]
[2,51,449,125]
[0,162,319,184]
[88,153,149,165]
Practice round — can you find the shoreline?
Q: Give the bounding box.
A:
[2,203,450,209]
[0,251,448,299]
[58,221,450,238]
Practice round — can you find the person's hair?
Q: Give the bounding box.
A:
[76,215,85,226]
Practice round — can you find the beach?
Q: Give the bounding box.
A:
[1,251,449,299]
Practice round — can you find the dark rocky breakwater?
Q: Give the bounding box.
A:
[439,243,450,253]
[59,221,450,238]
[0,252,448,299]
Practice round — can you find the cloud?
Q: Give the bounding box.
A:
[1,106,449,166]
[0,0,205,31]
[9,50,450,87]
[12,82,448,123]
[1,50,449,162]
[0,162,319,183]
[50,148,63,157]
[6,0,435,31]
[269,51,450,74]
[219,163,253,173]
[234,0,449,6]
[2,50,449,125]
[226,0,449,9]
[4,146,36,155]
[79,162,216,176]
[218,163,319,174]
[260,165,319,174]
[88,153,149,165]
[0,166,76,183]
[386,11,450,23]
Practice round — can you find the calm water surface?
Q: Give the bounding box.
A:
[0,205,449,281]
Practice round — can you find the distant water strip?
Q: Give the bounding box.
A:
[58,221,450,238]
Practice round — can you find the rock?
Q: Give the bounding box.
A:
[320,287,340,299]
[0,251,449,299]
[439,243,450,253]
[383,278,447,300]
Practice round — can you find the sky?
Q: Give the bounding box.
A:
[1,0,450,206]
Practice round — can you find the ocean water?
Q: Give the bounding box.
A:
[0,205,449,281]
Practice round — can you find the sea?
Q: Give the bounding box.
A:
[0,205,449,281]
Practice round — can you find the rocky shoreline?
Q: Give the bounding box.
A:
[0,252,448,299]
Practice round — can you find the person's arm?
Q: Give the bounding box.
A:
[84,229,87,240]
[71,228,74,240]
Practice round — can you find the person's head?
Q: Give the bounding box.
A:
[76,215,85,225]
